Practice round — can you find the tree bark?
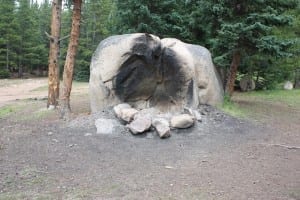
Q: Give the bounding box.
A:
[225,50,241,96]
[60,0,82,118]
[47,0,62,109]
[6,44,9,71]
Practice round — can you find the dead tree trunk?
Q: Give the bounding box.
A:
[47,0,62,109]
[225,50,241,96]
[60,0,82,118]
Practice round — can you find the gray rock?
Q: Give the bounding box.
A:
[95,118,118,134]
[170,114,194,129]
[89,33,223,113]
[240,76,255,91]
[152,118,171,138]
[127,115,152,135]
[283,81,293,90]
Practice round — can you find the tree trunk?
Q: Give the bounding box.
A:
[47,0,62,109]
[60,0,82,118]
[6,44,9,71]
[225,51,241,96]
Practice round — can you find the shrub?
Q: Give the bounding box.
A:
[0,69,10,79]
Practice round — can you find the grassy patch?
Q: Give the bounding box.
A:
[219,89,300,118]
[0,105,22,118]
[241,89,300,107]
[218,95,250,118]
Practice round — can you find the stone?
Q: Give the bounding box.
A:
[184,107,202,122]
[170,114,194,129]
[113,103,131,117]
[119,108,138,123]
[192,110,202,122]
[126,115,152,135]
[95,118,118,134]
[240,76,255,91]
[48,105,55,110]
[152,118,171,138]
[89,33,223,113]
[283,81,293,90]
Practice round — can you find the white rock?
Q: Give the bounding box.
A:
[95,118,117,134]
[113,103,131,117]
[170,114,194,129]
[47,132,54,136]
[283,81,293,90]
[48,105,55,110]
[119,108,138,123]
[127,115,152,135]
[184,107,202,122]
[192,110,202,122]
[152,118,171,138]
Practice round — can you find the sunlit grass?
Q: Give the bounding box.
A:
[241,89,300,107]
[219,89,300,118]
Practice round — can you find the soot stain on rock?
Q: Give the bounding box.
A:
[114,34,192,108]
[113,34,161,102]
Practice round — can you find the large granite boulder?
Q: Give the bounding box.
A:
[89,33,223,113]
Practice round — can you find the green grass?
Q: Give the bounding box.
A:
[218,98,249,118]
[219,89,300,118]
[0,105,22,118]
[241,89,300,106]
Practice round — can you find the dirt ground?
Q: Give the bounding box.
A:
[0,78,299,200]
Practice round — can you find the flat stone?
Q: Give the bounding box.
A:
[95,118,117,134]
[170,114,194,129]
[152,118,171,138]
[127,115,152,135]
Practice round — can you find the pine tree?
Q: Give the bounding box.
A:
[47,0,62,108]
[114,0,192,41]
[61,0,83,117]
[0,0,19,75]
[75,0,114,81]
[15,0,37,76]
[192,0,298,95]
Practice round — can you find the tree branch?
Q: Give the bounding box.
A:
[45,31,54,41]
[59,34,70,42]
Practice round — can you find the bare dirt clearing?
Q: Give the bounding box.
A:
[0,78,48,107]
[0,78,299,200]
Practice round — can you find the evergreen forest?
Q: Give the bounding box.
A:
[0,0,299,90]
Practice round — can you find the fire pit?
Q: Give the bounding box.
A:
[89,33,224,138]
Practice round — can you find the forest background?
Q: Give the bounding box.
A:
[0,0,299,90]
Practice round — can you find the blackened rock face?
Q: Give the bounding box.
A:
[113,34,193,109]
[113,34,162,102]
[150,46,193,108]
